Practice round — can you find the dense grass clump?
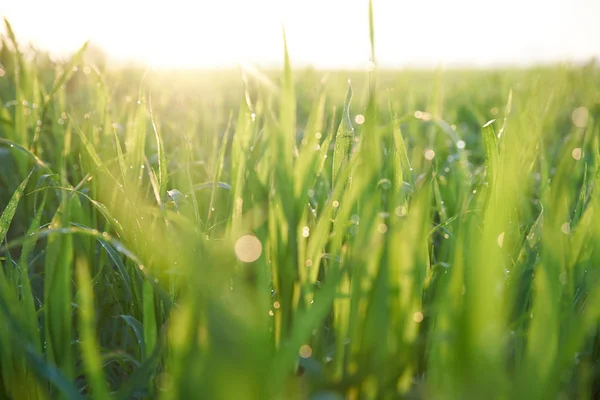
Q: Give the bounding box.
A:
[1,13,600,399]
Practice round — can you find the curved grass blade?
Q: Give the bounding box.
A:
[0,169,33,244]
[332,83,354,184]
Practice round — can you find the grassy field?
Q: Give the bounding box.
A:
[1,11,600,399]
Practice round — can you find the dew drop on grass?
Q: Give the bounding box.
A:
[273,301,280,309]
[456,140,466,149]
[332,200,340,208]
[571,148,582,160]
[302,226,310,238]
[315,132,322,140]
[269,310,274,316]
[354,114,365,125]
[305,259,313,267]
[424,149,436,160]
[378,224,388,234]
[395,205,407,217]
[497,232,505,248]
[561,222,571,235]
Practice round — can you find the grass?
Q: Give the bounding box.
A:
[1,7,600,399]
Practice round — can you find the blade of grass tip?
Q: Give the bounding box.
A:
[76,257,110,400]
[31,41,88,151]
[207,113,232,226]
[387,95,411,190]
[497,89,513,139]
[0,169,33,244]
[332,83,354,184]
[482,119,499,200]
[148,94,167,203]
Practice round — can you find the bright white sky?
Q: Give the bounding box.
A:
[1,0,599,69]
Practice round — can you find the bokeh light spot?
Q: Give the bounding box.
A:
[413,312,424,322]
[571,107,589,128]
[234,235,262,262]
[299,344,312,358]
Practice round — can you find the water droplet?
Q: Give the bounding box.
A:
[497,232,505,248]
[572,148,582,161]
[332,200,340,208]
[561,222,571,235]
[302,226,310,238]
[456,140,466,149]
[378,224,388,234]
[354,114,365,125]
[315,132,322,140]
[395,205,408,217]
